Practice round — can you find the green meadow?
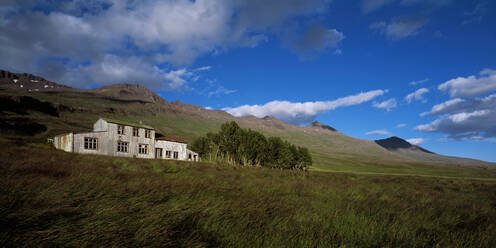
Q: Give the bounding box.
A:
[1,139,495,247]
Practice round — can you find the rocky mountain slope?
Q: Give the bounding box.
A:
[0,70,71,91]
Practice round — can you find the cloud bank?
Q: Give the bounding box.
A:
[224,90,387,125]
[438,69,496,97]
[0,0,340,89]
[416,69,496,141]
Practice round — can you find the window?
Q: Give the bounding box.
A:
[138,144,148,154]
[117,125,125,135]
[173,151,179,159]
[117,141,128,153]
[84,137,98,150]
[166,150,171,158]
[133,127,139,137]
[145,129,151,138]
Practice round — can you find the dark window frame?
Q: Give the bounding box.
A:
[117,125,125,135]
[117,141,129,153]
[133,127,139,137]
[144,129,151,138]
[84,137,98,150]
[138,144,148,154]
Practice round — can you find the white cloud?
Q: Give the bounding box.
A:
[365,130,391,136]
[207,86,237,98]
[194,66,212,72]
[224,89,387,125]
[438,68,496,97]
[415,109,496,139]
[409,78,430,86]
[373,98,397,111]
[448,110,489,123]
[405,88,429,103]
[396,123,407,128]
[205,106,213,110]
[406,138,426,145]
[417,84,496,140]
[370,16,428,40]
[420,98,465,116]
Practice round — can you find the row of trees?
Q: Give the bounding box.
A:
[190,121,312,170]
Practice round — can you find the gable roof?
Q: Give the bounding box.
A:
[100,118,154,130]
[156,135,188,144]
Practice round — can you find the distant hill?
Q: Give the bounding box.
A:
[1,69,494,175]
[375,136,433,154]
[375,136,488,167]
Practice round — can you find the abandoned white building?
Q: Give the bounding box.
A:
[53,118,198,161]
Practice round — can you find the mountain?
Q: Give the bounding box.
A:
[1,69,494,177]
[375,136,489,167]
[375,136,433,154]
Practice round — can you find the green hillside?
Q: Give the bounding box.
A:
[1,87,495,179]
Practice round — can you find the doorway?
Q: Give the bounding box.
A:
[155,148,163,159]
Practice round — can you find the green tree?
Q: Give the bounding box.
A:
[190,121,312,170]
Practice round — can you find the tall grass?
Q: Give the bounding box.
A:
[1,139,495,247]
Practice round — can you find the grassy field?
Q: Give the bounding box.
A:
[1,139,496,247]
[2,88,494,180]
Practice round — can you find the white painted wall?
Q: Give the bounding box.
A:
[155,140,187,160]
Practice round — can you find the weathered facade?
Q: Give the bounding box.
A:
[53,118,198,161]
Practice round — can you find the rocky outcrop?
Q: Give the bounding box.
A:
[308,121,337,132]
[92,84,167,104]
[0,70,71,91]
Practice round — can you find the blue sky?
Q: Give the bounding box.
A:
[1,0,495,161]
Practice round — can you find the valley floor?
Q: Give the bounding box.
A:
[1,139,496,247]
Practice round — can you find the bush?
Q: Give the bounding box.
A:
[190,121,312,170]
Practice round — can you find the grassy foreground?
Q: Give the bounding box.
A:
[1,139,496,247]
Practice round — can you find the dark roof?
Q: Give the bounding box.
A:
[156,135,188,144]
[100,118,154,129]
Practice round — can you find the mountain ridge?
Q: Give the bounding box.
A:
[1,69,494,169]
